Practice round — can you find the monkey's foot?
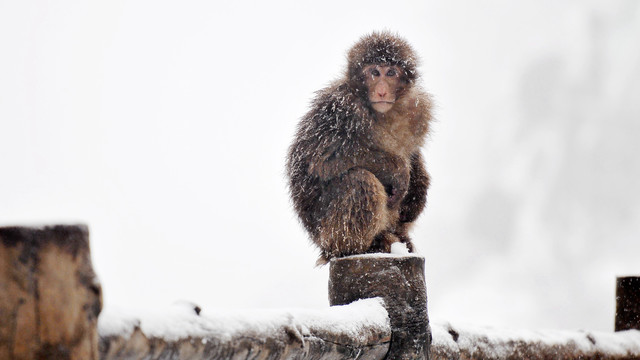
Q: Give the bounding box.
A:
[367,231,400,253]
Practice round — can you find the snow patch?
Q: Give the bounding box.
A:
[99,302,640,358]
[98,298,389,343]
[390,242,410,255]
[345,252,422,259]
[431,322,640,357]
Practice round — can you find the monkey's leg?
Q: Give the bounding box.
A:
[318,168,392,260]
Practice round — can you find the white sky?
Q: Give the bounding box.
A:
[1,0,639,332]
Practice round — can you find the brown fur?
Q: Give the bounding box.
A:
[286,31,432,264]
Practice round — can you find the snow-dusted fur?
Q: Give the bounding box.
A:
[286,31,432,264]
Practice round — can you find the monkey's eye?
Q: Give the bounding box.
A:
[371,69,381,77]
[386,68,397,77]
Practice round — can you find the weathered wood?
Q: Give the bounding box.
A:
[430,322,640,360]
[98,309,640,360]
[100,327,389,360]
[328,255,431,360]
[98,299,391,360]
[0,225,103,360]
[616,276,640,332]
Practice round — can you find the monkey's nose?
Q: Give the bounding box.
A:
[377,90,387,97]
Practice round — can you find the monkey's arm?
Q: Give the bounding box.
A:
[399,152,430,223]
[303,86,410,204]
[309,142,410,207]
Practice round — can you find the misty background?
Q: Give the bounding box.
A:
[1,0,639,332]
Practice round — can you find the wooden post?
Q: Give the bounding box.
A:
[0,225,102,360]
[329,255,431,360]
[615,276,640,332]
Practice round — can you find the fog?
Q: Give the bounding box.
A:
[1,0,639,331]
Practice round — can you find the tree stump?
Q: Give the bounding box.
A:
[329,254,431,360]
[0,225,102,360]
[615,276,640,332]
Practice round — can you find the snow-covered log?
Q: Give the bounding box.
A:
[430,322,640,360]
[329,254,431,360]
[98,253,428,360]
[0,225,102,360]
[98,298,391,360]
[97,305,640,360]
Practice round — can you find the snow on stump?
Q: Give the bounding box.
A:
[0,225,102,360]
[616,276,640,332]
[329,254,431,360]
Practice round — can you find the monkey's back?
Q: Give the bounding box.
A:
[286,82,374,241]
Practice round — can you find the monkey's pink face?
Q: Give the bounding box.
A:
[363,65,403,114]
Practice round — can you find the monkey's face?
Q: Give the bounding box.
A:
[363,65,405,114]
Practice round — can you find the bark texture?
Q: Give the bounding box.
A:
[98,301,391,360]
[329,255,431,360]
[0,225,102,360]
[430,323,640,360]
[616,276,640,332]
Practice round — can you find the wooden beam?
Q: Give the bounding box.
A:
[430,322,640,360]
[0,225,102,360]
[98,299,391,360]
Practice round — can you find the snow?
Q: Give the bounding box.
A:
[98,297,389,342]
[431,322,640,358]
[390,242,410,255]
[99,300,640,357]
[345,252,422,260]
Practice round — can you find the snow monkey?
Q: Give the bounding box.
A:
[286,31,432,264]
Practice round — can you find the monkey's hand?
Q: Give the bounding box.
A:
[364,152,410,208]
[388,188,404,208]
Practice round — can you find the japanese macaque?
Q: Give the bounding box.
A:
[286,31,432,264]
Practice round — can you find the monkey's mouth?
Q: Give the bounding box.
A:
[371,101,395,114]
